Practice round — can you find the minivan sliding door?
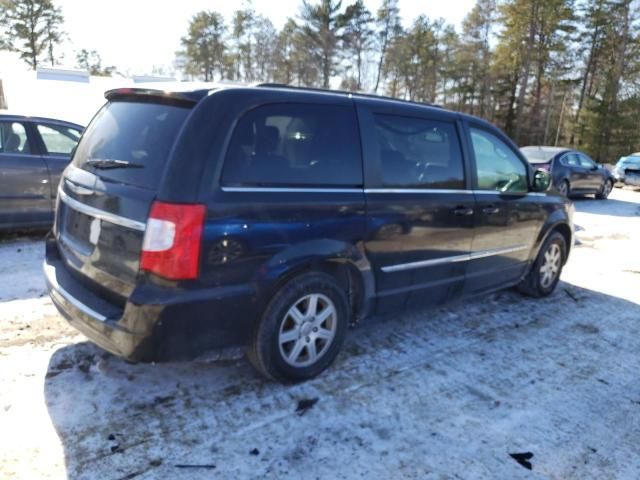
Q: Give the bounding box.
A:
[357,103,475,314]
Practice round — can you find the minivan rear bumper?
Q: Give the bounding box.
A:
[44,238,259,362]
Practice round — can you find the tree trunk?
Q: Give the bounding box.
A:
[374,25,389,93]
[601,1,631,161]
[0,80,7,110]
[513,0,539,143]
[571,24,600,145]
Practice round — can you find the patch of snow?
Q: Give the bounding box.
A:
[1,189,639,479]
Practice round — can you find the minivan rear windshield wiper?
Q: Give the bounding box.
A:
[85,158,144,169]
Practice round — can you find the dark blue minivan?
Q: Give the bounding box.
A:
[44,85,573,382]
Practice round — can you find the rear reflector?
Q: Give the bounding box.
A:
[140,202,206,280]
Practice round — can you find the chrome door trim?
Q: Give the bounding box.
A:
[58,188,146,232]
[468,244,528,260]
[381,252,471,273]
[381,244,528,273]
[365,188,473,195]
[220,186,547,197]
[221,186,363,193]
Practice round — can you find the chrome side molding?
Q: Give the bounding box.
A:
[381,245,528,273]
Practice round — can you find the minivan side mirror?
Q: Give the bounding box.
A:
[532,169,552,192]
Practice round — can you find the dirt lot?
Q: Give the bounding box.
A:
[1,189,639,480]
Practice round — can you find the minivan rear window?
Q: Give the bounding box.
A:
[221,103,363,187]
[73,101,191,189]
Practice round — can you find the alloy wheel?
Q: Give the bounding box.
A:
[539,243,562,289]
[278,293,337,368]
[558,181,568,196]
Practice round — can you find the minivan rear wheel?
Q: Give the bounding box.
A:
[518,232,567,297]
[248,272,349,382]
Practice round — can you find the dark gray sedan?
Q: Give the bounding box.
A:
[0,114,83,229]
[520,146,615,199]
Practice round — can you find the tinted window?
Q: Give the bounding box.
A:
[73,101,191,189]
[372,114,464,188]
[37,124,82,155]
[0,121,31,154]
[578,154,596,168]
[470,128,528,193]
[222,103,362,187]
[561,153,579,167]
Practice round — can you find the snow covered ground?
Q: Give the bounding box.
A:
[1,188,639,480]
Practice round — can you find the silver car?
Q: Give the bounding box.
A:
[613,154,640,187]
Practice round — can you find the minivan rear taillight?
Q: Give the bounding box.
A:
[140,202,206,280]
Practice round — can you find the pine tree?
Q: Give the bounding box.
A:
[373,0,401,93]
[0,0,65,69]
[299,0,345,88]
[179,11,227,82]
[341,0,375,90]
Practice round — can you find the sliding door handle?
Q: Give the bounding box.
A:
[453,207,474,216]
[482,206,500,215]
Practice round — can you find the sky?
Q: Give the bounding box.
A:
[48,0,477,76]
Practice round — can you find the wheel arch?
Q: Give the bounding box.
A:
[254,239,376,323]
[533,219,573,266]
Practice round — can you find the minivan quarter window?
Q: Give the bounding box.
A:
[470,127,528,193]
[222,103,362,187]
[372,114,464,189]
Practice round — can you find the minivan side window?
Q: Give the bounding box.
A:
[372,114,464,189]
[37,124,82,156]
[0,122,31,154]
[222,103,362,187]
[470,127,528,193]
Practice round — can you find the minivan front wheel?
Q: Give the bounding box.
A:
[518,232,567,297]
[248,272,349,382]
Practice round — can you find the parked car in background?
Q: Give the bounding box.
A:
[520,146,615,199]
[612,154,640,187]
[0,113,83,229]
[45,85,573,382]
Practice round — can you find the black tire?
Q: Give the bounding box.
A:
[557,180,570,197]
[596,179,613,199]
[247,272,349,383]
[518,232,567,298]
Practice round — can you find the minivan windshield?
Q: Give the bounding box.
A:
[73,100,191,189]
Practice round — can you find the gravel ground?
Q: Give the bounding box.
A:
[1,188,639,480]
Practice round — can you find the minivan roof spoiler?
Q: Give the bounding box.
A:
[104,88,208,106]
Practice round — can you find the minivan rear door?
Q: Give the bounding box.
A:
[54,97,193,300]
[357,102,474,314]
